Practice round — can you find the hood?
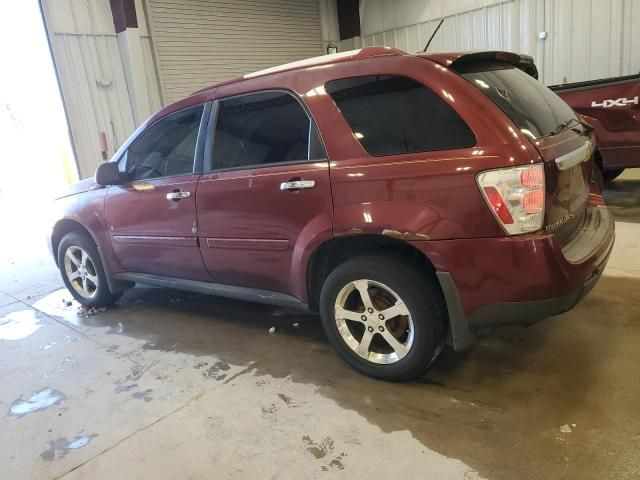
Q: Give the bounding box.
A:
[54,177,100,200]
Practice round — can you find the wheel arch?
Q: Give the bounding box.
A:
[51,219,95,266]
[52,217,131,294]
[306,234,441,312]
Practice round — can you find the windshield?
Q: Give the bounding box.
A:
[454,61,578,139]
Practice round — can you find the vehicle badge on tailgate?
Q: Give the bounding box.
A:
[545,214,573,232]
[591,96,639,108]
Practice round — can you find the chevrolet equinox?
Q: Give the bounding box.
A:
[49,48,615,380]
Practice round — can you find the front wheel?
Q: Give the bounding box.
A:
[319,255,445,381]
[57,231,123,308]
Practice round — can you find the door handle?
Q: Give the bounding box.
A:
[166,190,191,201]
[280,180,316,191]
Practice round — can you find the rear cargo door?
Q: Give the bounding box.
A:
[453,61,594,239]
[532,129,594,239]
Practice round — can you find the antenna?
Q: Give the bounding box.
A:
[423,18,445,52]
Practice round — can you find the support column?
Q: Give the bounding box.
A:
[110,0,151,125]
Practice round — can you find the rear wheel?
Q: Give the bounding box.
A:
[319,255,445,381]
[57,231,123,308]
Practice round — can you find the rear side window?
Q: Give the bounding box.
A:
[454,62,578,139]
[125,105,203,181]
[325,75,475,156]
[211,91,325,170]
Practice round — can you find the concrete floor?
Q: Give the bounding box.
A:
[1,171,639,480]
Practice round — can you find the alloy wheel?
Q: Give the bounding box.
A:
[63,246,99,299]
[334,279,414,364]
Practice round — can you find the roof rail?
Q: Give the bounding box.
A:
[243,47,406,80]
[192,47,407,95]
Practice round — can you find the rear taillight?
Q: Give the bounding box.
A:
[477,163,545,235]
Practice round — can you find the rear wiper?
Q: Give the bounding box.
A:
[548,117,593,136]
[572,117,594,133]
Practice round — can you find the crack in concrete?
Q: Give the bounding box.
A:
[55,362,256,479]
[3,291,105,347]
[54,389,209,479]
[2,289,144,367]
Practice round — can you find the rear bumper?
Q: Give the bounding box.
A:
[416,203,615,350]
[452,232,611,328]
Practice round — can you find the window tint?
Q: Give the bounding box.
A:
[125,106,203,181]
[325,75,475,156]
[455,62,578,138]
[212,91,324,170]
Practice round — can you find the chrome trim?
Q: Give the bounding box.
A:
[113,235,192,241]
[166,191,191,200]
[280,180,315,191]
[555,139,594,171]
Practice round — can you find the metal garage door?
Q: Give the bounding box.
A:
[145,0,323,104]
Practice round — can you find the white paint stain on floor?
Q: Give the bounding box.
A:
[41,435,97,461]
[9,388,65,417]
[0,310,42,341]
[66,436,93,449]
[32,289,79,322]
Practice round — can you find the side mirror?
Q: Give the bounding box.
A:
[95,162,124,186]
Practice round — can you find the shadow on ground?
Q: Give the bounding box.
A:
[31,271,640,480]
[6,167,639,480]
[604,177,640,223]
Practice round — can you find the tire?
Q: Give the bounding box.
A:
[319,255,446,381]
[57,231,123,308]
[602,168,624,183]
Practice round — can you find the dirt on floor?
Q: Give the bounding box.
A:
[1,171,639,480]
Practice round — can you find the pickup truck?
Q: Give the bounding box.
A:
[550,74,640,183]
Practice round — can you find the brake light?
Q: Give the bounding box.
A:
[522,189,544,214]
[520,167,544,189]
[477,163,545,235]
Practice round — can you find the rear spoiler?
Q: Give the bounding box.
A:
[448,51,539,80]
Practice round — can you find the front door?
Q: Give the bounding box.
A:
[105,104,210,281]
[196,91,332,297]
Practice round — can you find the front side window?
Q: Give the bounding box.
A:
[325,75,476,156]
[125,105,203,181]
[212,91,324,170]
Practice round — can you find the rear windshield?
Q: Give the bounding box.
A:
[454,61,578,139]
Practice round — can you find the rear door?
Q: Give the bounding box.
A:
[454,61,594,239]
[196,90,332,296]
[105,104,211,280]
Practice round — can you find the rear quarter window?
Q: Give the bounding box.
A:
[325,75,476,156]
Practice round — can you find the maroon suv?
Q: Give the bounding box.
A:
[49,48,614,380]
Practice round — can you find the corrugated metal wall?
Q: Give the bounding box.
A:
[42,0,639,178]
[361,1,519,54]
[359,0,640,85]
[145,0,324,103]
[542,0,640,84]
[41,0,161,178]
